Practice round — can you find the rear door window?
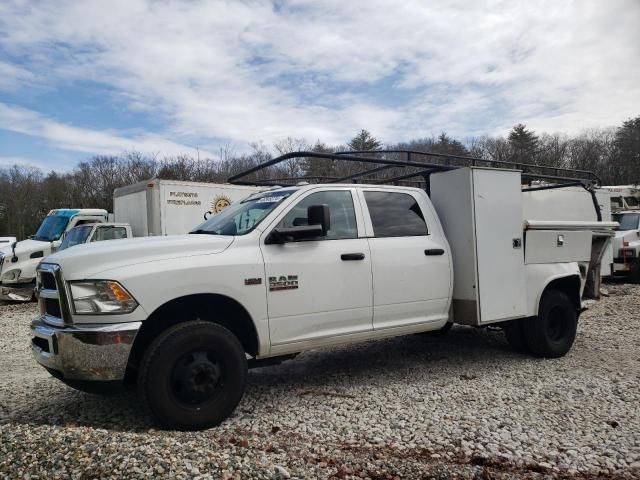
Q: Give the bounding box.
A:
[92,226,128,241]
[364,191,428,237]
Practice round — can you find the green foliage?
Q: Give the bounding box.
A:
[348,130,382,151]
[508,124,539,164]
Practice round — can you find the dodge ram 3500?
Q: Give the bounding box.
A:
[30,151,616,430]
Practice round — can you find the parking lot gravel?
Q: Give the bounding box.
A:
[1,283,640,479]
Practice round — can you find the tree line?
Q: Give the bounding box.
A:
[1,116,638,239]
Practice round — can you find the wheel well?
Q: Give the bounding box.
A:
[543,275,581,311]
[124,294,259,384]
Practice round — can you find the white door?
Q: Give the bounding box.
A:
[362,190,451,330]
[261,189,373,346]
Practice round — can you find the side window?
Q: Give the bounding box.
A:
[92,227,128,242]
[279,191,358,240]
[364,191,428,237]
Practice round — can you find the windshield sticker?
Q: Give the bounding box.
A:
[256,196,287,203]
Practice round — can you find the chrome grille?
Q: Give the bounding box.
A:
[37,263,71,325]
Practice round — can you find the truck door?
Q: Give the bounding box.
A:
[261,189,373,347]
[361,190,451,330]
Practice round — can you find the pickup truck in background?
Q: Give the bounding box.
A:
[59,223,132,251]
[30,151,616,430]
[0,209,108,301]
[611,210,640,282]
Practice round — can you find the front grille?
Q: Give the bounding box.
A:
[45,298,61,318]
[41,272,56,290]
[37,263,69,324]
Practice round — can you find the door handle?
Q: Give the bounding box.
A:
[341,253,365,261]
[424,248,445,256]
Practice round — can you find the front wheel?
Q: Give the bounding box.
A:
[630,259,640,284]
[522,290,578,358]
[139,321,247,430]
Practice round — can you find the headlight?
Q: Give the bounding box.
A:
[2,269,21,282]
[69,280,138,314]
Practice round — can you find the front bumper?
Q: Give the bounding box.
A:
[0,282,35,301]
[31,316,141,381]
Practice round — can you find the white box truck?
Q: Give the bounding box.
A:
[113,179,264,237]
[31,151,616,430]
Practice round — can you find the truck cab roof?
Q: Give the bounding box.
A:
[48,208,108,217]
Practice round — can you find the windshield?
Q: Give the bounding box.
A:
[33,215,71,242]
[59,225,93,250]
[613,213,640,231]
[190,189,296,235]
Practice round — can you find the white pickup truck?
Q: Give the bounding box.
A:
[58,223,133,251]
[30,151,616,430]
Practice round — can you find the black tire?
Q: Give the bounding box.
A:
[522,290,578,358]
[630,260,640,284]
[502,319,529,353]
[139,321,247,430]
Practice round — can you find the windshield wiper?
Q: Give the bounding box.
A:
[189,229,219,235]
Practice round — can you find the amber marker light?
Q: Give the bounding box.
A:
[108,281,133,302]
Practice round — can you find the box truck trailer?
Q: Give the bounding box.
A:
[113,179,265,237]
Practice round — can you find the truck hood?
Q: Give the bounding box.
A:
[0,239,53,258]
[45,234,234,279]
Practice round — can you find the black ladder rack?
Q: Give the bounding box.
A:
[227,149,601,191]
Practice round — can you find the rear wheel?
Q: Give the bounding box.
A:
[522,290,578,358]
[139,320,247,430]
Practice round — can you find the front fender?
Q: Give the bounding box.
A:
[85,250,269,355]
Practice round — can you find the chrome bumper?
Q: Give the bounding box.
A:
[0,282,35,302]
[31,316,141,381]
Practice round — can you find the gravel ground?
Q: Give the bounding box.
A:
[1,284,640,479]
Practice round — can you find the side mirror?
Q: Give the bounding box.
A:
[307,204,330,236]
[265,204,331,244]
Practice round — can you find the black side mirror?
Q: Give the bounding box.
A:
[265,204,331,244]
[307,204,330,236]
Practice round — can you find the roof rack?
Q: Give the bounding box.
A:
[227,150,601,191]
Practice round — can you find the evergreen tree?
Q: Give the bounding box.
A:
[612,116,640,184]
[348,129,382,151]
[508,124,538,164]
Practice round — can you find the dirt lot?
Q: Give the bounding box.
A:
[1,284,639,479]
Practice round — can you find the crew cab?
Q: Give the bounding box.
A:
[30,152,616,430]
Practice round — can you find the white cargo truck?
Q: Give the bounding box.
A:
[602,185,640,212]
[0,209,108,301]
[30,151,616,430]
[113,179,264,237]
[610,210,640,282]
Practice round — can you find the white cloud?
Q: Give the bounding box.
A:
[0,103,215,158]
[0,0,638,157]
[0,155,50,170]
